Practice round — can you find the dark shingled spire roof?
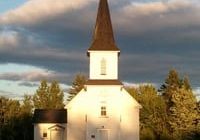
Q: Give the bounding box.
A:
[88,0,119,51]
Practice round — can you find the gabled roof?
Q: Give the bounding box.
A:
[48,124,65,130]
[33,109,67,123]
[88,0,119,51]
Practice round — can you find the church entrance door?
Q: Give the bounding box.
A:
[97,129,109,140]
[50,129,63,140]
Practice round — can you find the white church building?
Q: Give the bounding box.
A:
[33,0,141,140]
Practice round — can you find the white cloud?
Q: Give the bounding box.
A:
[0,80,70,100]
[122,0,195,16]
[0,69,49,81]
[123,82,158,88]
[0,69,68,82]
[114,0,200,33]
[193,87,200,100]
[1,0,200,34]
[0,64,70,83]
[0,0,95,26]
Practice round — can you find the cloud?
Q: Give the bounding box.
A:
[0,89,23,99]
[0,0,95,26]
[0,69,71,84]
[1,0,200,34]
[0,30,19,49]
[0,0,200,93]
[114,0,200,34]
[123,82,158,88]
[127,0,191,15]
[0,90,13,95]
[18,81,39,87]
[193,87,200,101]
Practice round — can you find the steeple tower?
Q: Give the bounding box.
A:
[88,0,119,51]
[87,0,120,82]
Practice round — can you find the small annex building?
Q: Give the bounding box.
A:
[33,0,141,140]
[33,109,67,140]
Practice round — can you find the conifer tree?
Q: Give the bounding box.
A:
[21,95,33,115]
[127,85,169,139]
[196,101,200,133]
[48,81,64,109]
[159,69,181,108]
[168,87,197,139]
[33,80,64,109]
[33,80,49,109]
[67,74,87,101]
[160,69,198,139]
[182,76,191,90]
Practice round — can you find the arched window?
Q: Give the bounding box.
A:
[101,58,106,75]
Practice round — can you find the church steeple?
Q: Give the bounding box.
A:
[87,0,120,81]
[88,0,119,51]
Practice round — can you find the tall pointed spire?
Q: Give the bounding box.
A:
[88,0,119,51]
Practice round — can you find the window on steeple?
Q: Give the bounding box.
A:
[101,58,106,75]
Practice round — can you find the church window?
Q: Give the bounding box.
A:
[42,128,47,138]
[101,58,106,75]
[43,132,47,138]
[101,106,107,116]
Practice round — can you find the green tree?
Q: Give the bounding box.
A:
[33,80,64,109]
[5,99,21,122]
[160,69,198,139]
[33,80,49,109]
[20,95,33,140]
[196,101,200,137]
[48,81,64,109]
[168,87,197,139]
[0,96,8,125]
[159,69,181,108]
[197,101,200,129]
[0,95,35,140]
[127,85,169,140]
[182,76,191,90]
[67,74,87,101]
[21,95,33,115]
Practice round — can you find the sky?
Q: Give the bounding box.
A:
[0,0,200,100]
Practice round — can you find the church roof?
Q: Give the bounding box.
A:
[33,109,67,123]
[88,0,119,51]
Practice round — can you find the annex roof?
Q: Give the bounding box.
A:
[33,109,67,123]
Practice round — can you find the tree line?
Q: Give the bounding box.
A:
[0,71,199,140]
[127,70,200,140]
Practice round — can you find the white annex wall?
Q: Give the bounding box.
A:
[34,123,67,140]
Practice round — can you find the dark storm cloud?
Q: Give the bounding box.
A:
[0,0,200,87]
